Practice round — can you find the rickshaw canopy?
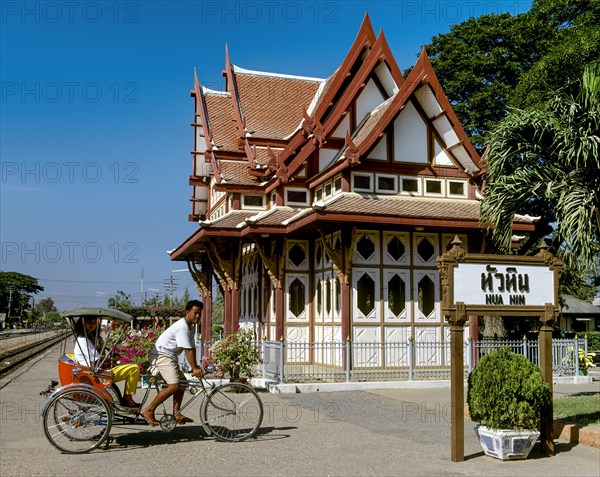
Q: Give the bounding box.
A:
[62,307,133,323]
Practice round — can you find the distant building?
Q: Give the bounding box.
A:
[170,14,537,351]
[559,294,600,333]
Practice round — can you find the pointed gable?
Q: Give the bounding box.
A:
[306,47,482,187]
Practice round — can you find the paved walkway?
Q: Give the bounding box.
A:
[0,345,598,477]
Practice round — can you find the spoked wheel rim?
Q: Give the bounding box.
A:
[43,388,112,453]
[201,383,263,442]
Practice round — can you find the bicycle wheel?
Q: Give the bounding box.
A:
[43,388,112,453]
[201,382,263,442]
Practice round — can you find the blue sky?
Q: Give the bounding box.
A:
[1,0,532,311]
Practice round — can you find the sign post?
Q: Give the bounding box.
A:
[437,237,562,462]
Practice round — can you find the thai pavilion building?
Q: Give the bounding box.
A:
[170,14,536,355]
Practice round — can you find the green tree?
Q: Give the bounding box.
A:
[0,271,44,324]
[481,64,599,275]
[107,290,133,308]
[513,0,600,109]
[34,297,57,315]
[180,287,191,306]
[420,0,599,150]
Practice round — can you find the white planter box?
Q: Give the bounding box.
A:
[475,425,540,460]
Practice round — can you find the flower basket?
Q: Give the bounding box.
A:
[108,324,164,374]
[210,328,261,380]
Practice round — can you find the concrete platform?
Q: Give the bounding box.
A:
[1,345,598,477]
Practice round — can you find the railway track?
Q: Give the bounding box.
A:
[0,332,69,378]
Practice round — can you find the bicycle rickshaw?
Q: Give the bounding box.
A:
[40,307,263,454]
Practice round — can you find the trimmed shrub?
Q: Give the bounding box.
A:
[577,331,600,351]
[467,347,549,430]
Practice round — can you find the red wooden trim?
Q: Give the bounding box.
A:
[224,44,247,141]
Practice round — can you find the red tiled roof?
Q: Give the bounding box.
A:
[250,207,298,226]
[311,68,339,116]
[204,93,239,152]
[220,160,259,186]
[204,211,255,229]
[235,73,322,139]
[317,193,482,222]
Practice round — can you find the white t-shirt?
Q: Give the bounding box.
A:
[74,336,101,366]
[152,318,194,359]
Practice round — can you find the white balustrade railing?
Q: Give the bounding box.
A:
[258,337,586,384]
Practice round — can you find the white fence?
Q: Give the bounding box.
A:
[260,337,588,383]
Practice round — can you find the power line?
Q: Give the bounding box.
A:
[38,278,164,284]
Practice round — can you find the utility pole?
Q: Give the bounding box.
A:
[140,267,144,305]
[7,285,14,324]
[163,276,179,306]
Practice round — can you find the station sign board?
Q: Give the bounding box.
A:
[453,263,555,307]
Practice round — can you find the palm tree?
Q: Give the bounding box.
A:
[480,63,599,271]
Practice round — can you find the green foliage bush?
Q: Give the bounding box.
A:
[577,331,600,351]
[467,347,549,429]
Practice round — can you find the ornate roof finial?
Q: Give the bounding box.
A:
[344,131,360,166]
[267,144,278,172]
[312,118,325,148]
[301,105,314,137]
[276,157,289,183]
[247,144,257,168]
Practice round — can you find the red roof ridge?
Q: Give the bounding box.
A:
[232,64,326,83]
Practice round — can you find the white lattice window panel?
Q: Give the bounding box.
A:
[286,274,308,322]
[383,232,410,265]
[412,233,439,266]
[353,230,380,265]
[286,240,308,271]
[352,268,380,322]
[413,270,440,322]
[383,269,410,322]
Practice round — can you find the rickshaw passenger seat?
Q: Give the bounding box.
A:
[58,354,76,386]
[58,353,114,389]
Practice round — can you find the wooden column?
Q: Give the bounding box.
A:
[202,290,212,350]
[275,286,284,341]
[231,287,240,333]
[469,314,479,367]
[224,288,232,335]
[539,303,555,456]
[450,302,467,462]
[341,280,351,368]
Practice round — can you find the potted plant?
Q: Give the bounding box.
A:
[562,345,597,375]
[578,348,596,375]
[467,347,550,460]
[210,328,261,382]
